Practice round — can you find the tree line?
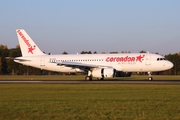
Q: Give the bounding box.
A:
[0,44,179,75]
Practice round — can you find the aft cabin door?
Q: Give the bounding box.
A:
[40,57,45,69]
[145,54,151,65]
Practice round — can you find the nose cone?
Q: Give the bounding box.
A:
[167,61,174,69]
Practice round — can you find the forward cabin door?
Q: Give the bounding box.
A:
[145,54,151,65]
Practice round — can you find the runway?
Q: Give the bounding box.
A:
[0,80,180,84]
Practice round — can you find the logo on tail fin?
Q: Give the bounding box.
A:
[17,30,36,54]
[28,45,36,54]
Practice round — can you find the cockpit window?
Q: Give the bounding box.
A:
[157,58,167,61]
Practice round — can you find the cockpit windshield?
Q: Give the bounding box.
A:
[157,58,167,61]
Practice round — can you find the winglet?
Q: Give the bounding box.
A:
[16,29,45,56]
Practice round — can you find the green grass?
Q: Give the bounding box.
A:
[0,84,180,119]
[0,75,180,80]
[0,75,85,80]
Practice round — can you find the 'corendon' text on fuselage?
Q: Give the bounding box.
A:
[106,55,144,63]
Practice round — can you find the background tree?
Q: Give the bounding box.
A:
[110,52,118,54]
[81,51,92,54]
[6,47,22,75]
[62,51,68,54]
[0,57,2,74]
[0,45,8,74]
[93,51,97,54]
[165,53,180,75]
[121,51,131,53]
[139,50,146,53]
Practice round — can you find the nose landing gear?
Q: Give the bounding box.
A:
[148,72,153,80]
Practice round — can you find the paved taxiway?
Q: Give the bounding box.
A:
[0,80,180,84]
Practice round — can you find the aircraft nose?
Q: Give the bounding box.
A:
[167,61,174,69]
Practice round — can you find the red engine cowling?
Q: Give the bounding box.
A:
[92,68,116,78]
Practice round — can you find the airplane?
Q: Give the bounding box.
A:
[11,29,173,80]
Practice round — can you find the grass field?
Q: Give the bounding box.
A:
[0,84,180,120]
[0,75,180,80]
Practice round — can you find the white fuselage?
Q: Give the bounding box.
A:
[14,53,173,73]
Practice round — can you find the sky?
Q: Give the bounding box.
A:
[0,0,180,55]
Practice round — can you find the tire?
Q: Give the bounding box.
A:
[148,77,153,81]
[85,76,92,81]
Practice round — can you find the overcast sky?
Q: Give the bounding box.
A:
[0,0,180,55]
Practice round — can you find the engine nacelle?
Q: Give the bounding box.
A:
[92,68,116,78]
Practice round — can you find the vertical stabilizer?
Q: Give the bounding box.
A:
[16,29,45,56]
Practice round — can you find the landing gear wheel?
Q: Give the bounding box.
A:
[148,72,153,81]
[85,76,92,81]
[148,77,153,81]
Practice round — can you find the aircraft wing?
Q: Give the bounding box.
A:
[56,61,111,70]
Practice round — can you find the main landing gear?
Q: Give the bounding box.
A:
[85,71,92,81]
[148,72,153,81]
[85,76,92,81]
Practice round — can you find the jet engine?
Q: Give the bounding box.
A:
[92,68,116,78]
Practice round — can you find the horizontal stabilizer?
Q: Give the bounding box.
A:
[6,57,31,62]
